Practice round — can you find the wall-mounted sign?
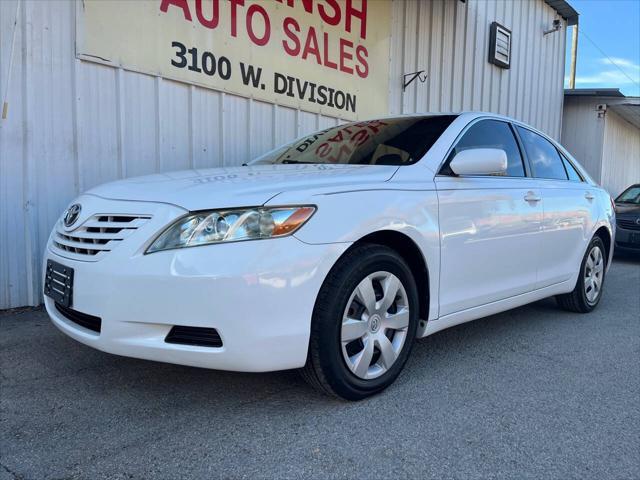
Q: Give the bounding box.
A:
[488,22,511,69]
[76,0,391,120]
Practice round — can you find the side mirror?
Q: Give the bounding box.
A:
[449,148,508,176]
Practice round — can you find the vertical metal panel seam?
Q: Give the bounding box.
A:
[521,0,533,120]
[271,103,277,148]
[427,0,434,110]
[469,0,479,109]
[437,3,445,111]
[516,0,527,120]
[400,0,408,113]
[490,0,499,113]
[247,97,253,160]
[552,26,560,136]
[500,0,508,113]
[463,0,475,109]
[154,76,162,172]
[415,0,429,112]
[115,67,125,178]
[600,114,607,185]
[459,1,468,111]
[498,0,510,115]
[529,1,541,127]
[188,85,195,168]
[20,0,36,305]
[387,0,398,114]
[1,0,23,306]
[521,1,531,120]
[542,6,551,132]
[557,24,567,138]
[450,1,460,111]
[219,91,225,166]
[546,11,557,135]
[545,4,555,133]
[479,1,488,111]
[557,21,567,138]
[70,1,81,194]
[537,4,548,130]
[508,3,522,118]
[413,0,420,113]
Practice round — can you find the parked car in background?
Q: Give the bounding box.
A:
[43,112,615,400]
[613,184,640,253]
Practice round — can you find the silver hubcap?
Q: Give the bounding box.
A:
[340,271,410,380]
[584,245,604,304]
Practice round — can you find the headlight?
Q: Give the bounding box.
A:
[146,206,316,253]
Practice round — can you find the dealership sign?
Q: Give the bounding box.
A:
[76,0,391,120]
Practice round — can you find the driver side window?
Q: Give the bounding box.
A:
[447,120,526,177]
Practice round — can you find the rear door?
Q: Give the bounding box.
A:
[514,126,596,288]
[435,119,543,317]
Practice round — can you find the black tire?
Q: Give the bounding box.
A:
[556,236,607,313]
[300,244,419,400]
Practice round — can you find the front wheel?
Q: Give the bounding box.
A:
[301,244,419,400]
[556,236,607,313]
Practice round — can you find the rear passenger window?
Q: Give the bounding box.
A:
[516,126,568,180]
[448,120,525,177]
[561,154,583,182]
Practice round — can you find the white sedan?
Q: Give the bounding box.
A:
[44,112,615,400]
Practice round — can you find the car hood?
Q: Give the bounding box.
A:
[615,203,640,217]
[86,164,399,211]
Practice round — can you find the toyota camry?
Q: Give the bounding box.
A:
[44,112,615,400]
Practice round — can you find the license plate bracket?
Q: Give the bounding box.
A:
[44,260,74,307]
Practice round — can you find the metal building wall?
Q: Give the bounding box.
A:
[389,0,567,139]
[601,110,640,197]
[1,0,569,309]
[561,96,605,182]
[562,95,640,196]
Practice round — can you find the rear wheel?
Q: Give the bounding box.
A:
[301,244,419,400]
[556,236,607,313]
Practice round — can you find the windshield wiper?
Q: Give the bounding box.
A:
[281,160,318,164]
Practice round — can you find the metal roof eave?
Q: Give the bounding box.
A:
[544,0,579,25]
[609,103,640,129]
[564,88,626,98]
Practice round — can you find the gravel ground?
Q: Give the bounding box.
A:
[1,256,639,480]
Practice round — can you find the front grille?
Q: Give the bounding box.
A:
[165,326,223,348]
[52,214,151,260]
[617,218,640,231]
[55,303,102,333]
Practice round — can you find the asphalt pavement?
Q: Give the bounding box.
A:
[1,255,639,480]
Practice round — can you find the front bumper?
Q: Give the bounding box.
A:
[44,195,349,372]
[615,225,640,251]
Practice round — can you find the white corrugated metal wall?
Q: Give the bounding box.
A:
[601,110,640,197]
[0,0,568,309]
[561,96,606,180]
[389,0,566,138]
[562,95,640,196]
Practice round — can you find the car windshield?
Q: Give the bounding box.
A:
[248,115,457,166]
[616,185,640,204]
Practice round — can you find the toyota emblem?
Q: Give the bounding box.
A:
[636,218,640,226]
[63,204,82,227]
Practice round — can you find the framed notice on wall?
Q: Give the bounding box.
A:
[76,0,392,120]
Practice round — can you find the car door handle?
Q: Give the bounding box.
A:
[524,192,541,203]
[585,192,595,201]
